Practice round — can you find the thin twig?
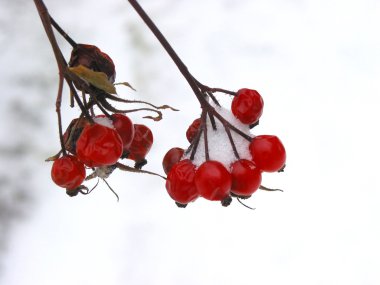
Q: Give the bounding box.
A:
[56,74,66,155]
[49,16,77,47]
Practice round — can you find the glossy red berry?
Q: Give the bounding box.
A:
[128,124,153,162]
[166,159,199,204]
[231,88,264,125]
[230,159,262,197]
[195,160,232,201]
[76,124,123,167]
[69,44,116,83]
[249,135,286,172]
[186,118,201,143]
[51,155,86,190]
[162,147,185,175]
[111,114,135,150]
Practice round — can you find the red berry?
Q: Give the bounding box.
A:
[76,124,123,167]
[230,159,262,197]
[186,118,201,143]
[128,124,153,162]
[69,44,116,83]
[111,114,135,150]
[195,160,231,201]
[51,155,86,190]
[166,159,198,204]
[249,135,286,172]
[162,147,185,175]
[231,88,264,125]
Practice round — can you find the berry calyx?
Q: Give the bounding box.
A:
[51,155,86,190]
[231,88,264,125]
[162,147,185,175]
[195,160,232,201]
[165,159,199,204]
[76,123,123,167]
[230,159,262,197]
[111,114,135,150]
[186,118,201,143]
[127,124,153,164]
[69,44,116,83]
[249,135,286,172]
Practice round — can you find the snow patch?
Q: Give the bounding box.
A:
[94,116,114,129]
[184,105,253,169]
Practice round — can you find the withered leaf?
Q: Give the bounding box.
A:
[69,65,117,94]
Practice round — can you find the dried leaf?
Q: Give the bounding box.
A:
[69,65,117,94]
[156,104,179,111]
[45,152,61,162]
[143,111,162,121]
[114,82,136,91]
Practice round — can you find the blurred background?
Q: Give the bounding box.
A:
[0,0,379,284]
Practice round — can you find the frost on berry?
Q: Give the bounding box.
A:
[93,116,115,129]
[184,105,252,168]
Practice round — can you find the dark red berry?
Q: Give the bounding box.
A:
[166,159,199,204]
[249,135,286,172]
[111,114,135,150]
[186,118,201,143]
[63,118,90,154]
[162,147,185,175]
[230,159,262,197]
[69,44,116,83]
[231,88,264,125]
[76,124,123,167]
[128,124,153,163]
[51,155,86,190]
[195,160,231,201]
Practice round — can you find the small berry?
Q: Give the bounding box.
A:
[69,44,116,83]
[127,124,153,163]
[231,88,264,125]
[230,159,262,197]
[195,160,231,201]
[166,159,198,204]
[76,123,123,167]
[186,118,201,143]
[249,135,286,172]
[51,155,86,190]
[111,114,135,150]
[162,147,185,175]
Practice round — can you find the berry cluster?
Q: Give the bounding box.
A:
[52,114,154,196]
[36,0,286,207]
[47,41,163,197]
[164,88,286,207]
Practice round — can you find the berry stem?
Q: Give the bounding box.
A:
[191,77,237,96]
[222,122,240,159]
[56,74,67,155]
[126,0,208,106]
[127,0,253,162]
[33,0,94,124]
[49,16,77,48]
[201,110,210,161]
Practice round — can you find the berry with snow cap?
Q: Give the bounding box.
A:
[76,123,123,167]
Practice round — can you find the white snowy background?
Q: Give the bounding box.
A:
[0,0,379,284]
